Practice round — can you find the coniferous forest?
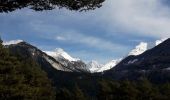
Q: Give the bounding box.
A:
[0,38,170,100]
[0,39,55,99]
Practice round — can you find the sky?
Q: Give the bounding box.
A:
[0,0,170,63]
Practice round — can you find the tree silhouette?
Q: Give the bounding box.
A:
[0,0,105,13]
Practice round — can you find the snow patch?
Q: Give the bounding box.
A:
[129,38,167,56]
[87,59,122,73]
[87,60,103,73]
[45,48,79,62]
[3,40,23,45]
[128,42,147,56]
[155,38,167,46]
[127,59,138,64]
[97,59,122,72]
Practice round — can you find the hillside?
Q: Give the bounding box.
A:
[0,39,55,99]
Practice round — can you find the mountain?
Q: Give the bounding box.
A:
[45,48,79,62]
[87,59,121,73]
[87,60,103,73]
[89,38,167,73]
[105,38,170,83]
[128,38,167,56]
[45,49,120,73]
[3,40,89,73]
[45,49,89,72]
[2,38,166,74]
[128,42,148,56]
[97,59,122,72]
[0,40,56,99]
[2,39,24,45]
[2,38,167,74]
[3,40,118,73]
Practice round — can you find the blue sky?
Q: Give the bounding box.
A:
[0,0,170,63]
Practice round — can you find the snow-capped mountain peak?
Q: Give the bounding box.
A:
[88,60,103,68]
[97,59,122,72]
[87,59,122,73]
[128,42,148,56]
[45,48,79,62]
[155,38,167,46]
[129,39,167,56]
[87,60,103,73]
[3,40,24,45]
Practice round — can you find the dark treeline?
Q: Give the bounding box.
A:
[0,39,170,100]
[54,79,170,100]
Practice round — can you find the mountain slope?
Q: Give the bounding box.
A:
[45,48,79,62]
[0,40,55,99]
[88,38,166,73]
[45,49,89,73]
[5,42,71,71]
[97,59,121,72]
[105,38,170,83]
[129,38,167,56]
[4,41,89,73]
[87,60,103,72]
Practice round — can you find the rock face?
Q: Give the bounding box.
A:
[45,48,89,72]
[104,38,170,83]
[45,49,121,73]
[45,48,80,62]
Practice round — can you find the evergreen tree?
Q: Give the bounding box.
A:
[73,85,87,100]
[0,40,55,99]
[56,88,73,100]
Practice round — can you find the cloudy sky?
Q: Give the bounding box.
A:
[0,0,170,63]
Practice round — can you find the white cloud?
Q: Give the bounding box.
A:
[56,36,66,41]
[55,31,129,52]
[97,0,170,38]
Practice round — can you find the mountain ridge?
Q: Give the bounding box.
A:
[2,38,167,73]
[104,38,170,83]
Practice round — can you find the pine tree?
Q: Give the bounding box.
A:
[0,40,55,99]
[73,85,87,100]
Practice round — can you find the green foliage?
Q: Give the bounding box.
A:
[0,42,55,99]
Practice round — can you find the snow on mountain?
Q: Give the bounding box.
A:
[97,59,122,72]
[155,38,167,46]
[45,48,121,73]
[128,39,167,56]
[87,60,103,72]
[2,40,24,45]
[128,42,148,56]
[45,48,80,62]
[87,59,122,73]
